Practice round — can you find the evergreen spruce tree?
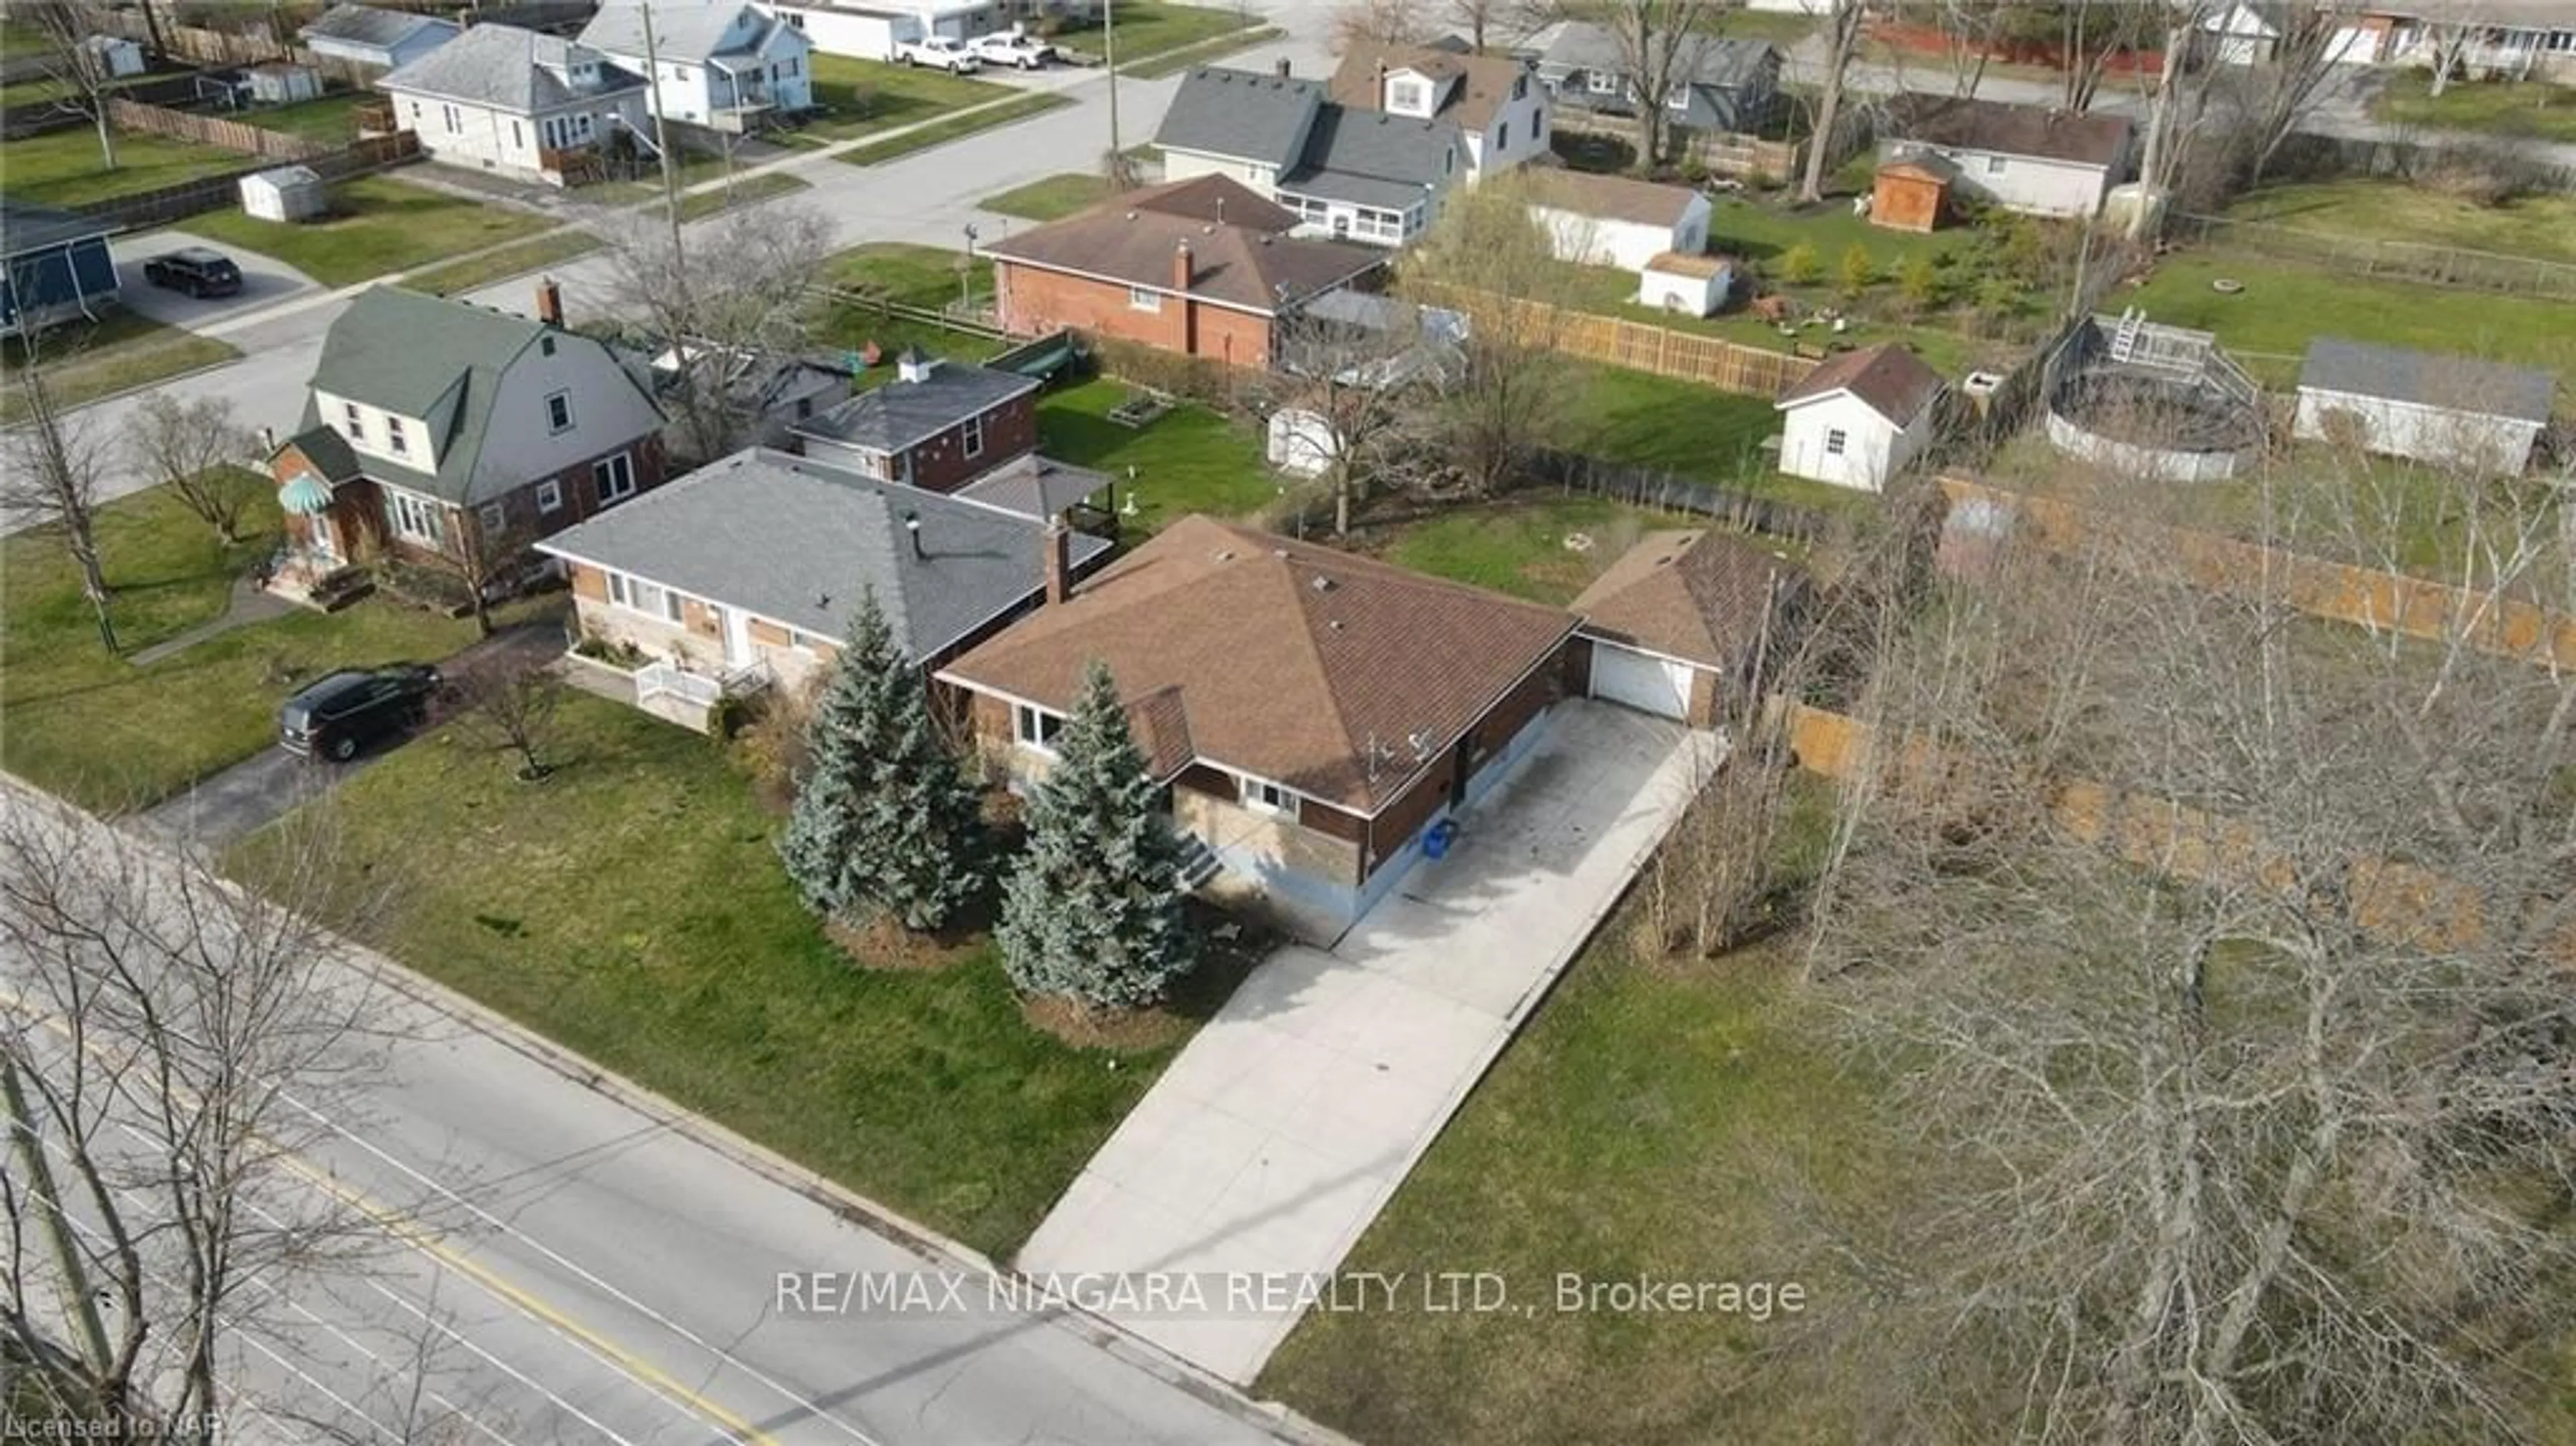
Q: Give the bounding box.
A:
[777,589,989,933]
[998,660,1196,1009]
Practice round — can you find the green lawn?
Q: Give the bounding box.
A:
[241,91,371,145]
[2218,178,2576,268]
[1262,934,1894,1446]
[1703,193,1957,272]
[182,175,555,288]
[1557,260,1988,377]
[403,229,604,298]
[227,691,1197,1257]
[2369,72,2576,143]
[1126,25,1283,79]
[1037,378,1276,531]
[674,170,810,221]
[838,93,1070,166]
[826,241,994,309]
[792,54,1014,145]
[1,312,241,425]
[979,172,1116,223]
[1374,494,1712,604]
[2124,250,2576,400]
[1054,1,1259,64]
[0,484,476,814]
[1,126,248,208]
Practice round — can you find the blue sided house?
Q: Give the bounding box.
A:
[1,197,121,341]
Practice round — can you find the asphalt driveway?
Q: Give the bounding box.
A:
[1015,700,1718,1384]
[109,227,321,331]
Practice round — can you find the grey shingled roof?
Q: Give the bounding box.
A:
[1155,66,1326,171]
[0,197,114,256]
[1539,22,1776,90]
[301,4,455,50]
[955,453,1110,522]
[380,23,641,111]
[2298,337,2555,425]
[792,357,1038,453]
[579,2,782,62]
[534,447,1111,658]
[1277,107,1456,210]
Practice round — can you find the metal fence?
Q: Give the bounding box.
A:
[66,131,421,231]
[2167,211,2576,303]
[1529,448,1831,545]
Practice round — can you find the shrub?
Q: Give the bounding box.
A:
[1776,241,1822,286]
[1837,242,1876,300]
[1899,254,1942,311]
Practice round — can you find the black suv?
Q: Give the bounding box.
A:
[142,247,243,298]
[280,665,442,761]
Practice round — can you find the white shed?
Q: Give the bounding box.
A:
[1523,168,1713,274]
[1637,252,1733,317]
[245,62,325,105]
[2292,337,2556,476]
[1775,343,1945,493]
[239,164,328,223]
[764,0,929,60]
[78,35,148,78]
[1266,407,1340,478]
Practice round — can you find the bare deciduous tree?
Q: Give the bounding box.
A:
[0,799,392,1439]
[1396,177,1582,496]
[419,507,535,641]
[1799,433,2576,1443]
[3,330,119,655]
[18,2,122,172]
[451,655,564,782]
[1329,0,1433,55]
[599,201,836,467]
[1554,0,1743,174]
[1265,302,1453,535]
[1796,0,1868,203]
[127,392,257,543]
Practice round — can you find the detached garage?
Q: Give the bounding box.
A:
[1570,529,1809,728]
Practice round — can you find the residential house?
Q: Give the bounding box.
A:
[2329,3,2576,82]
[639,341,853,451]
[536,446,1111,723]
[1536,23,1783,139]
[299,4,459,71]
[77,34,147,79]
[1521,166,1711,272]
[939,514,1580,940]
[1155,64,1464,245]
[1775,343,1945,492]
[2293,337,2556,474]
[264,282,667,588]
[985,174,1387,366]
[578,1,814,133]
[1877,94,2134,219]
[791,347,1039,487]
[0,199,120,340]
[765,0,1000,60]
[1328,39,1551,181]
[378,23,651,186]
[1570,529,1809,726]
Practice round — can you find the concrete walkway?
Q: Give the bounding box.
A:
[127,573,292,666]
[1017,702,1715,1384]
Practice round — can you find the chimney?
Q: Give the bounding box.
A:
[1274,57,1290,78]
[896,345,937,384]
[1043,512,1073,605]
[535,276,563,327]
[1171,239,1193,293]
[1216,192,1226,224]
[904,510,924,559]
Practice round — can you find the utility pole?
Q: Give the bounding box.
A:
[641,0,684,264]
[1104,0,1122,174]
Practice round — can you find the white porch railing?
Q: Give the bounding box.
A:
[636,657,773,710]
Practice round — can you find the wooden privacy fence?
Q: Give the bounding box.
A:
[1432,286,1819,398]
[1552,111,1801,182]
[68,131,420,231]
[108,96,327,160]
[83,13,391,87]
[1935,476,2576,673]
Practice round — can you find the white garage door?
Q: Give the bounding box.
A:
[1589,645,1695,720]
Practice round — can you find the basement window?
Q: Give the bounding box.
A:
[1014,703,1065,754]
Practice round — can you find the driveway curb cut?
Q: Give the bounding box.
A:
[5,772,1354,1446]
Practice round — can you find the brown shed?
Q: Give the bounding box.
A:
[1871,158,1953,233]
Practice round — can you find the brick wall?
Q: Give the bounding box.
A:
[1175,783,1364,889]
[996,260,1276,367]
[903,392,1040,492]
[1463,652,1564,783]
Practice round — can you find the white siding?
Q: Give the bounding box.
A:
[1160,149,1281,190]
[1778,391,1938,493]
[1531,207,1677,272]
[473,343,665,496]
[771,3,915,59]
[2293,388,2544,475]
[383,89,649,184]
[1467,88,1550,180]
[1909,146,2116,218]
[313,390,438,472]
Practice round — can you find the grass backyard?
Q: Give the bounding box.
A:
[1038,377,1277,531]
[0,484,476,814]
[404,229,603,298]
[226,691,1195,1257]
[792,54,1013,146]
[2,311,239,424]
[2368,72,2576,143]
[1054,1,1260,64]
[184,174,555,287]
[979,171,1115,223]
[1557,260,1988,377]
[239,91,372,146]
[2218,178,2576,267]
[839,93,1069,166]
[1,126,248,207]
[1373,493,1710,604]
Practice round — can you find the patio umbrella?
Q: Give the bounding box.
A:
[277,474,333,516]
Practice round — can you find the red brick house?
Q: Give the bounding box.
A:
[265,282,667,594]
[788,347,1040,491]
[984,174,1387,368]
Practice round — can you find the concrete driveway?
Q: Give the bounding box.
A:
[1016,701,1717,1384]
[109,227,321,330]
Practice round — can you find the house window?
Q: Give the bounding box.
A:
[789,628,826,651]
[1825,427,1849,456]
[441,104,462,134]
[609,571,683,623]
[1497,119,1509,149]
[1986,154,2007,174]
[384,490,444,545]
[409,100,423,122]
[537,479,564,513]
[511,119,523,148]
[785,10,806,27]
[1666,85,1690,111]
[1512,73,1527,99]
[341,400,365,443]
[794,396,814,420]
[478,502,505,533]
[1128,286,1163,312]
[1586,70,1617,95]
[540,335,556,357]
[545,391,574,433]
[1014,703,1064,753]
[593,451,636,504]
[1240,776,1293,816]
[961,412,985,459]
[385,416,409,456]
[1387,77,1428,113]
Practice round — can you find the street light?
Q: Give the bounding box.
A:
[961,223,979,315]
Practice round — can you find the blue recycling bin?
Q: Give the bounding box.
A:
[1423,820,1458,860]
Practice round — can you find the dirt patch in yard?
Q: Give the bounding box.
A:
[827,913,985,972]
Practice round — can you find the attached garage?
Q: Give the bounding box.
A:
[1588,643,1695,720]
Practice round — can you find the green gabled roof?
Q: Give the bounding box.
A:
[311,287,543,504]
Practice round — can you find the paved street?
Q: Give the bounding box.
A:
[3,783,1309,1445]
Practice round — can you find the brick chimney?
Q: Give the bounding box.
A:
[1043,512,1073,605]
[535,276,563,327]
[1171,239,1193,294]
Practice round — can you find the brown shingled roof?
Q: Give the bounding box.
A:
[1776,342,1945,424]
[1882,93,2132,169]
[1571,529,1808,672]
[982,174,1385,316]
[1330,40,1534,131]
[1521,166,1703,228]
[938,514,1577,813]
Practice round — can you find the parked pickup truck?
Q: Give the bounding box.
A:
[969,29,1054,69]
[896,36,983,72]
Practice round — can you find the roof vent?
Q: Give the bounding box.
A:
[1273,547,1289,559]
[1309,575,1334,592]
[1126,209,1138,221]
[1216,549,1236,561]
[1328,618,1345,631]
